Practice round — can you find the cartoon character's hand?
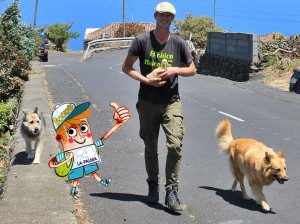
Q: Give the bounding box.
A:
[110,102,131,124]
[100,102,131,141]
[56,152,65,163]
[48,151,73,168]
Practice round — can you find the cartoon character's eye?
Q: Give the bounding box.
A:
[80,124,89,133]
[67,128,77,137]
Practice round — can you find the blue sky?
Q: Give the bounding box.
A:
[1,0,299,51]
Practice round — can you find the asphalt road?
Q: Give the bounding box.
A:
[42,51,300,224]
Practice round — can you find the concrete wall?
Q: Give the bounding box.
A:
[206,32,258,63]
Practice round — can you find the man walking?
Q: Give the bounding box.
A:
[122,2,196,212]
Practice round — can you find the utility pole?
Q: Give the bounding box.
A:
[123,0,126,37]
[214,0,216,25]
[33,0,38,28]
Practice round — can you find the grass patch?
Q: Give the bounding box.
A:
[29,69,43,75]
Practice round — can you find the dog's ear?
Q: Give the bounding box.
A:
[277,150,285,159]
[264,151,271,164]
[22,110,27,121]
[34,107,38,114]
[39,112,46,127]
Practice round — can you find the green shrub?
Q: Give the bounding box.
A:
[280,59,300,70]
[266,55,277,67]
[0,99,18,137]
[0,37,28,102]
[0,131,11,194]
[0,99,18,194]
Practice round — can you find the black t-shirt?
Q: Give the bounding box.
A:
[128,30,193,103]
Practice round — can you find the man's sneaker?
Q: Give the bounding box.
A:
[100,178,111,187]
[147,181,159,204]
[165,186,187,212]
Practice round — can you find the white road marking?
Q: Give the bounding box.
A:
[218,111,245,121]
[42,65,56,67]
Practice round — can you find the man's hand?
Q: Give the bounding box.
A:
[146,67,165,79]
[147,77,167,87]
[157,67,177,80]
[146,67,178,87]
[146,68,167,87]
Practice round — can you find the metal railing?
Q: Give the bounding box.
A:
[82,37,134,61]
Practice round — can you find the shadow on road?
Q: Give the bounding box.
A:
[11,151,33,165]
[90,192,182,216]
[199,186,276,214]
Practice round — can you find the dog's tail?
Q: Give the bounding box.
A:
[215,119,233,154]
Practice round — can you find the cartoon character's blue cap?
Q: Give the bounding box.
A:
[51,102,90,131]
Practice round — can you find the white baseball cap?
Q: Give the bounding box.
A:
[155,2,176,16]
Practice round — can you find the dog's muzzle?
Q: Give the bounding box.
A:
[275,175,289,184]
[33,128,40,134]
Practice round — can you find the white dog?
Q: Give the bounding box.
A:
[20,107,45,164]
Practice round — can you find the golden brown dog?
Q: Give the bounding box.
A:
[215,119,288,212]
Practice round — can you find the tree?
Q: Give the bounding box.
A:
[114,23,146,38]
[0,0,36,60]
[174,13,223,49]
[0,0,21,47]
[0,0,32,102]
[18,22,36,60]
[44,22,79,52]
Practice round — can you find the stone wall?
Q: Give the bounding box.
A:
[197,54,251,82]
[197,32,257,81]
[207,32,258,63]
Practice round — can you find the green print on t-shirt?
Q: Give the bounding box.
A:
[145,50,174,68]
[149,50,174,60]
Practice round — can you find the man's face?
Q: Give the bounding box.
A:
[155,12,174,28]
[61,118,94,151]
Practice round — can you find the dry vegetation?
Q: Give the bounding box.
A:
[260,63,299,92]
[257,33,300,92]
